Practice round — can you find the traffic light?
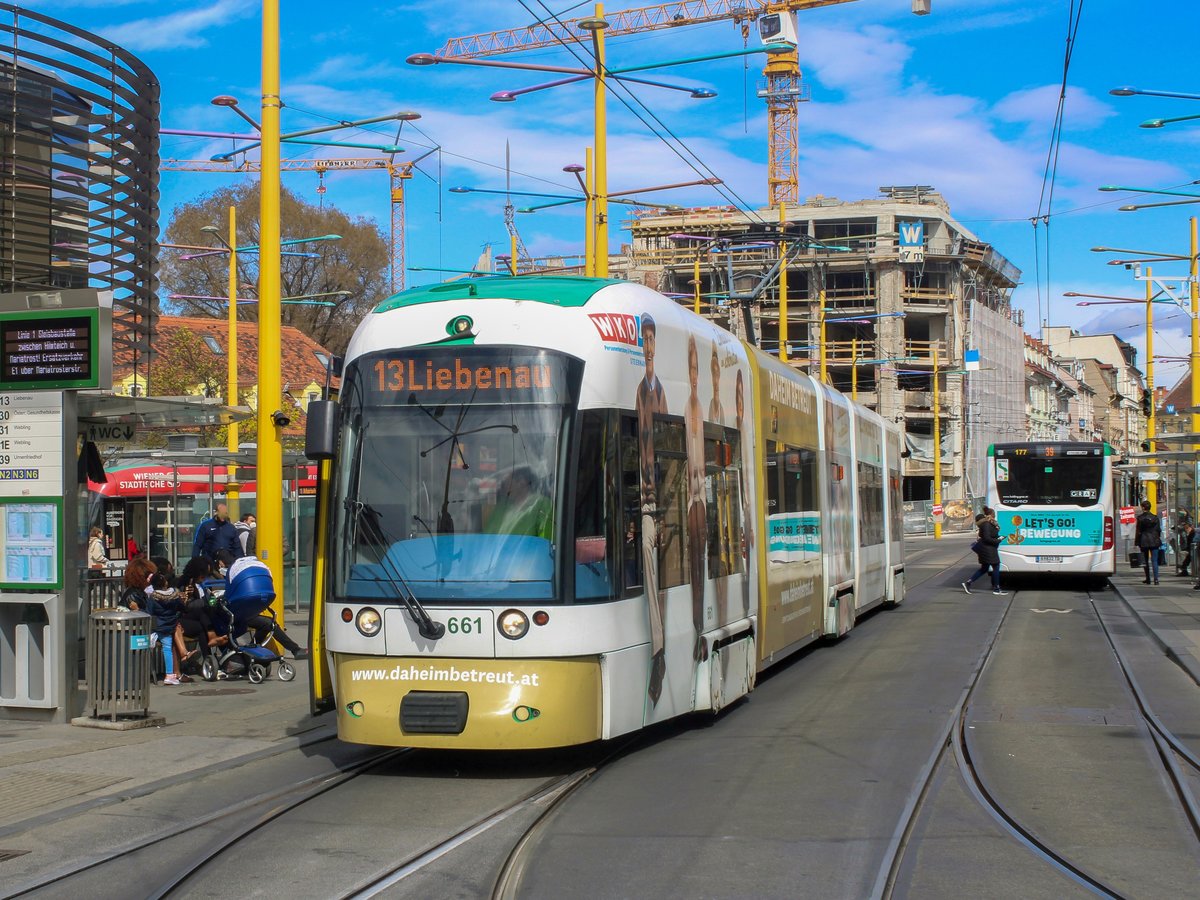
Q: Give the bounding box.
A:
[1141,389,1152,417]
[1141,440,1151,452]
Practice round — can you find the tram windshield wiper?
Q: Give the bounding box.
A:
[346,499,445,640]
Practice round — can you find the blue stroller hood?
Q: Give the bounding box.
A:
[225,557,276,620]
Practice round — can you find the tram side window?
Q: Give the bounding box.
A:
[767,445,818,514]
[655,419,689,590]
[624,417,643,600]
[573,411,619,601]
[858,461,884,546]
[620,414,643,593]
[706,428,744,578]
[765,444,819,547]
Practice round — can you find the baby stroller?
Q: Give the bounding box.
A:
[200,559,296,684]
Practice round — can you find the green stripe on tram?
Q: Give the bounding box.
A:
[373,276,626,313]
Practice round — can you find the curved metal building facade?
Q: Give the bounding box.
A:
[0,4,158,384]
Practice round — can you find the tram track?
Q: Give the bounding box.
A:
[335,735,643,900]
[5,744,407,898]
[875,584,1200,900]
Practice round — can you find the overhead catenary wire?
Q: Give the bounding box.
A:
[1030,0,1087,338]
[520,0,771,226]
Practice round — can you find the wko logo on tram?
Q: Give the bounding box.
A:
[587,313,643,347]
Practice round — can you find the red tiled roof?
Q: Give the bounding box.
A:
[113,315,337,390]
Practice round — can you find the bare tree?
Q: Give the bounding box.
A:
[159,182,389,354]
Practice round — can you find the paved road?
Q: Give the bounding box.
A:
[4,538,1199,898]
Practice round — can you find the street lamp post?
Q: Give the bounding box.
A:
[1090,218,1200,486]
[202,211,241,462]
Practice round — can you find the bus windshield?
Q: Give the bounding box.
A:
[995,455,1104,507]
[332,347,580,602]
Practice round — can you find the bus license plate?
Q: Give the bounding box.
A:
[1036,555,1063,563]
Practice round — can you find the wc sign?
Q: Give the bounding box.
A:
[898,220,925,263]
[85,423,135,445]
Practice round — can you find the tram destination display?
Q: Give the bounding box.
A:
[0,309,100,391]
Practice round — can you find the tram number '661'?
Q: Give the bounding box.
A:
[445,616,483,635]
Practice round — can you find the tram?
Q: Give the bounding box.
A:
[306,277,906,750]
[986,441,1116,576]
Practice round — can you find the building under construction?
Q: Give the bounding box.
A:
[624,186,1025,502]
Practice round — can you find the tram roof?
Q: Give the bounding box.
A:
[373,276,627,314]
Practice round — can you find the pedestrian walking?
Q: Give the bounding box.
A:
[1135,500,1163,585]
[962,507,1007,596]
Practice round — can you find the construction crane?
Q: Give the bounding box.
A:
[160,156,415,292]
[434,0,927,205]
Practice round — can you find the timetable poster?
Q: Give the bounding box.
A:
[0,500,58,588]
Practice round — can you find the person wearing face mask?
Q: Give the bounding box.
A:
[234,513,256,557]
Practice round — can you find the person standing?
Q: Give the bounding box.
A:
[636,313,669,705]
[962,507,1006,596]
[1177,523,1195,577]
[193,502,242,563]
[87,527,107,577]
[1135,500,1163,585]
[234,513,256,557]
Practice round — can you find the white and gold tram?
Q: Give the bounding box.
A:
[306,277,905,749]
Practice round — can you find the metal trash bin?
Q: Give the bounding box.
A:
[85,609,152,721]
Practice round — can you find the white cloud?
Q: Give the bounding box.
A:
[98,0,256,52]
[993,85,1115,130]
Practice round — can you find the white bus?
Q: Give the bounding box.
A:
[987,441,1115,576]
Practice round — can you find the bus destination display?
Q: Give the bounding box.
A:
[0,314,96,390]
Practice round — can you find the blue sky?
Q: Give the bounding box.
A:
[30,0,1200,384]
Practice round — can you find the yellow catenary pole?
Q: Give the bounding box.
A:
[225,205,240,518]
[590,5,609,278]
[693,254,701,316]
[851,338,858,402]
[778,200,788,362]
[1147,266,1156,512]
[818,278,827,384]
[933,342,942,539]
[259,0,285,621]
[584,147,595,278]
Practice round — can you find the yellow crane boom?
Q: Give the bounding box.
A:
[434,1,866,204]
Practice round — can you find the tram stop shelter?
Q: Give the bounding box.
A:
[0,390,249,724]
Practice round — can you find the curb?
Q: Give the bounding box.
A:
[1107,579,1200,687]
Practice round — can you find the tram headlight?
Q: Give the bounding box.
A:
[355,607,382,637]
[498,609,529,640]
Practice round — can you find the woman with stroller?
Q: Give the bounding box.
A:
[218,552,308,660]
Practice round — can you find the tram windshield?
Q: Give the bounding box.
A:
[332,346,581,602]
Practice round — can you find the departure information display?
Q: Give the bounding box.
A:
[0,310,99,390]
